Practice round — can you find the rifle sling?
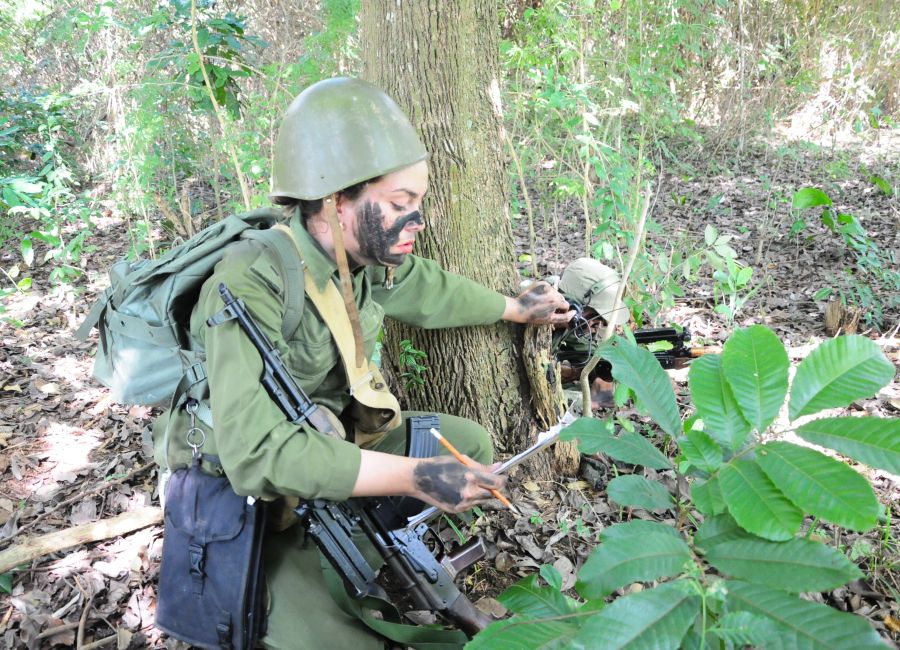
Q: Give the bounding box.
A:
[319,554,469,649]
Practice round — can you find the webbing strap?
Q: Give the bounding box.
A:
[243,227,305,342]
[319,555,467,650]
[75,286,112,340]
[272,225,402,433]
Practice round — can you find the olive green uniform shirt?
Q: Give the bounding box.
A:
[153,216,506,502]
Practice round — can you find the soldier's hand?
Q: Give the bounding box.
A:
[410,456,506,513]
[504,281,574,326]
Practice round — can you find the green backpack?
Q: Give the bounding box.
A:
[76,208,304,407]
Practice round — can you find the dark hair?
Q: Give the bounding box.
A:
[273,177,382,224]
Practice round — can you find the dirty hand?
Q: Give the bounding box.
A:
[504,281,575,325]
[410,456,507,513]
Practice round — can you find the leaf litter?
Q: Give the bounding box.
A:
[0,133,896,648]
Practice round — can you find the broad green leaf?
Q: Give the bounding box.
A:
[0,572,11,594]
[572,582,700,650]
[722,326,789,433]
[576,529,692,599]
[465,616,579,650]
[691,477,726,516]
[704,224,718,246]
[791,187,832,210]
[706,537,862,592]
[789,335,895,420]
[539,565,562,592]
[694,513,751,553]
[869,175,893,196]
[796,416,900,474]
[499,575,575,618]
[592,430,672,469]
[757,442,879,531]
[709,612,781,647]
[607,475,673,512]
[601,337,682,437]
[719,459,802,541]
[600,520,682,542]
[678,429,722,473]
[689,354,752,450]
[560,416,614,454]
[20,238,33,267]
[724,581,885,649]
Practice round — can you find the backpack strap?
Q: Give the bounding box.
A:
[242,227,306,342]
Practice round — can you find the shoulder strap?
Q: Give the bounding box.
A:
[243,227,305,342]
[270,225,402,438]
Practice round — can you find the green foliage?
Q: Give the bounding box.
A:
[478,327,892,647]
[598,337,682,437]
[788,335,895,420]
[606,475,674,512]
[757,441,879,531]
[0,87,95,311]
[793,186,900,329]
[576,523,692,599]
[724,581,887,649]
[720,325,789,433]
[687,355,751,450]
[397,339,428,394]
[796,416,900,476]
[572,582,700,650]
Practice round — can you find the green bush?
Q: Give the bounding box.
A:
[470,326,896,648]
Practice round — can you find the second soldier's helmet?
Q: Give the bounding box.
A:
[559,258,629,326]
[270,77,427,201]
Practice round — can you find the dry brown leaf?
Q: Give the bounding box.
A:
[885,615,900,634]
[522,481,541,492]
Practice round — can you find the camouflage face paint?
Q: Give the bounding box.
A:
[354,200,424,266]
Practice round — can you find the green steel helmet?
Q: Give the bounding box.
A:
[559,258,629,326]
[270,77,428,201]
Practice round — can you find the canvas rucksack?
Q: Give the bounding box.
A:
[76,208,304,408]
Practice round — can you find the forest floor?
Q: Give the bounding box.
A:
[0,131,898,648]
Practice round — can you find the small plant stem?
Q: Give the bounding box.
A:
[578,9,593,257]
[805,516,820,539]
[503,129,538,278]
[578,183,651,415]
[1,267,26,292]
[190,0,251,210]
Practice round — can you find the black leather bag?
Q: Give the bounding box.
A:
[156,459,267,649]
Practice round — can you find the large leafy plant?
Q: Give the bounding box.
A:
[468,325,896,649]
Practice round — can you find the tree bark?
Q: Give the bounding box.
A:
[360,1,576,477]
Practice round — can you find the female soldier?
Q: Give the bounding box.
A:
[155,77,573,648]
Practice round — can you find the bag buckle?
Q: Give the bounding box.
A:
[188,541,206,595]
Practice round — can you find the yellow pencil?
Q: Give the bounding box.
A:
[429,428,517,513]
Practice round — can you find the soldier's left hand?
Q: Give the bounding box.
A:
[504,281,575,325]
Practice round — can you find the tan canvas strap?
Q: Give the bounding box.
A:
[272,225,401,439]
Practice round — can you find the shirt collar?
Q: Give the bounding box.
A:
[289,213,337,291]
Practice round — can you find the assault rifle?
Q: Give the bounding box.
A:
[555,302,713,383]
[211,283,491,638]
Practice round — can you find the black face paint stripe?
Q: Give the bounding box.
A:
[355,201,422,267]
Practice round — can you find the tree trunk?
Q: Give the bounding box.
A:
[360,1,577,477]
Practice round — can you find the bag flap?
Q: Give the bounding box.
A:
[164,466,248,543]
